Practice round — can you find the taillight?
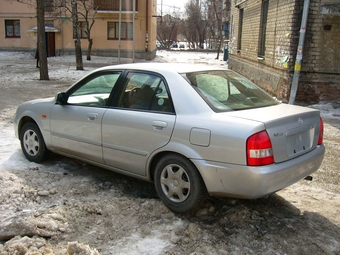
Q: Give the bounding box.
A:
[247,131,274,166]
[318,117,324,145]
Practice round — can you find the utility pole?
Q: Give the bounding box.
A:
[289,0,310,104]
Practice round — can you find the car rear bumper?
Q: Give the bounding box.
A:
[192,144,325,198]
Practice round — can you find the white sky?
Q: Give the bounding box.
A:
[156,0,187,14]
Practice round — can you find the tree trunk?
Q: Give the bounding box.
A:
[71,0,83,70]
[216,33,223,59]
[212,0,223,60]
[36,0,49,80]
[74,39,83,70]
[86,38,93,61]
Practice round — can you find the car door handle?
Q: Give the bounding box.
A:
[152,121,168,130]
[87,113,98,121]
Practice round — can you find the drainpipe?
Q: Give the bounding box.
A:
[288,0,310,104]
[133,0,136,62]
[145,0,149,52]
[118,0,122,64]
[60,17,63,55]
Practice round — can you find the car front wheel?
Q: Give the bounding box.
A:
[154,154,206,213]
[20,122,49,163]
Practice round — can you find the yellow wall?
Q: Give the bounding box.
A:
[0,0,37,49]
[0,0,157,59]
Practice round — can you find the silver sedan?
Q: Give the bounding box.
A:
[14,63,325,213]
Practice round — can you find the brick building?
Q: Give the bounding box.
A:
[0,0,157,60]
[229,0,340,103]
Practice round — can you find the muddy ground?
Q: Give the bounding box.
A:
[0,52,339,255]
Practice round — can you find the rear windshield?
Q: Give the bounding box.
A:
[182,70,279,112]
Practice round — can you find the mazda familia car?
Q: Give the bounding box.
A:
[14,63,325,213]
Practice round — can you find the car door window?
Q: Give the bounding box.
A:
[120,72,174,113]
[68,72,121,106]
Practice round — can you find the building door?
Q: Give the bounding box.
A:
[45,32,55,57]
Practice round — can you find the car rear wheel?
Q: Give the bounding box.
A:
[20,122,49,163]
[154,154,206,213]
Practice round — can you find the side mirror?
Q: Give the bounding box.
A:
[55,92,67,105]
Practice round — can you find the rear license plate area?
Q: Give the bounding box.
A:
[286,127,314,156]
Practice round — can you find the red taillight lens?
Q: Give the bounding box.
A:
[318,117,324,145]
[247,131,274,166]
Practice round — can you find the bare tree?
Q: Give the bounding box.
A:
[37,0,49,79]
[77,0,98,60]
[71,0,83,70]
[18,0,49,80]
[55,0,98,61]
[157,13,181,49]
[183,0,209,49]
[183,1,197,48]
[210,0,223,59]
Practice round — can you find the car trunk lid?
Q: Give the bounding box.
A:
[226,104,322,163]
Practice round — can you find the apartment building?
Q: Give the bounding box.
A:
[229,0,340,103]
[0,0,157,59]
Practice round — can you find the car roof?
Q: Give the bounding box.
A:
[95,63,228,74]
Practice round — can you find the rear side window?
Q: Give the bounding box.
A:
[119,72,174,113]
[183,70,279,112]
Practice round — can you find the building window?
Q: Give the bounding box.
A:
[5,20,20,38]
[237,8,243,54]
[95,0,138,12]
[223,22,229,36]
[79,22,87,38]
[45,22,54,28]
[258,0,269,57]
[44,0,54,12]
[108,22,133,40]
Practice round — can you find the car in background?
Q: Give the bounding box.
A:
[14,63,325,213]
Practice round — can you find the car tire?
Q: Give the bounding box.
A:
[20,122,49,163]
[154,154,206,213]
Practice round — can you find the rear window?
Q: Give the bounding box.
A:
[182,70,279,112]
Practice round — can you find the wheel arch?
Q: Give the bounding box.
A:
[150,150,208,213]
[148,150,206,188]
[149,151,171,182]
[19,119,50,162]
[17,116,38,140]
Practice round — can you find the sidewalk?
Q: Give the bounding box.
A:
[1,50,228,70]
